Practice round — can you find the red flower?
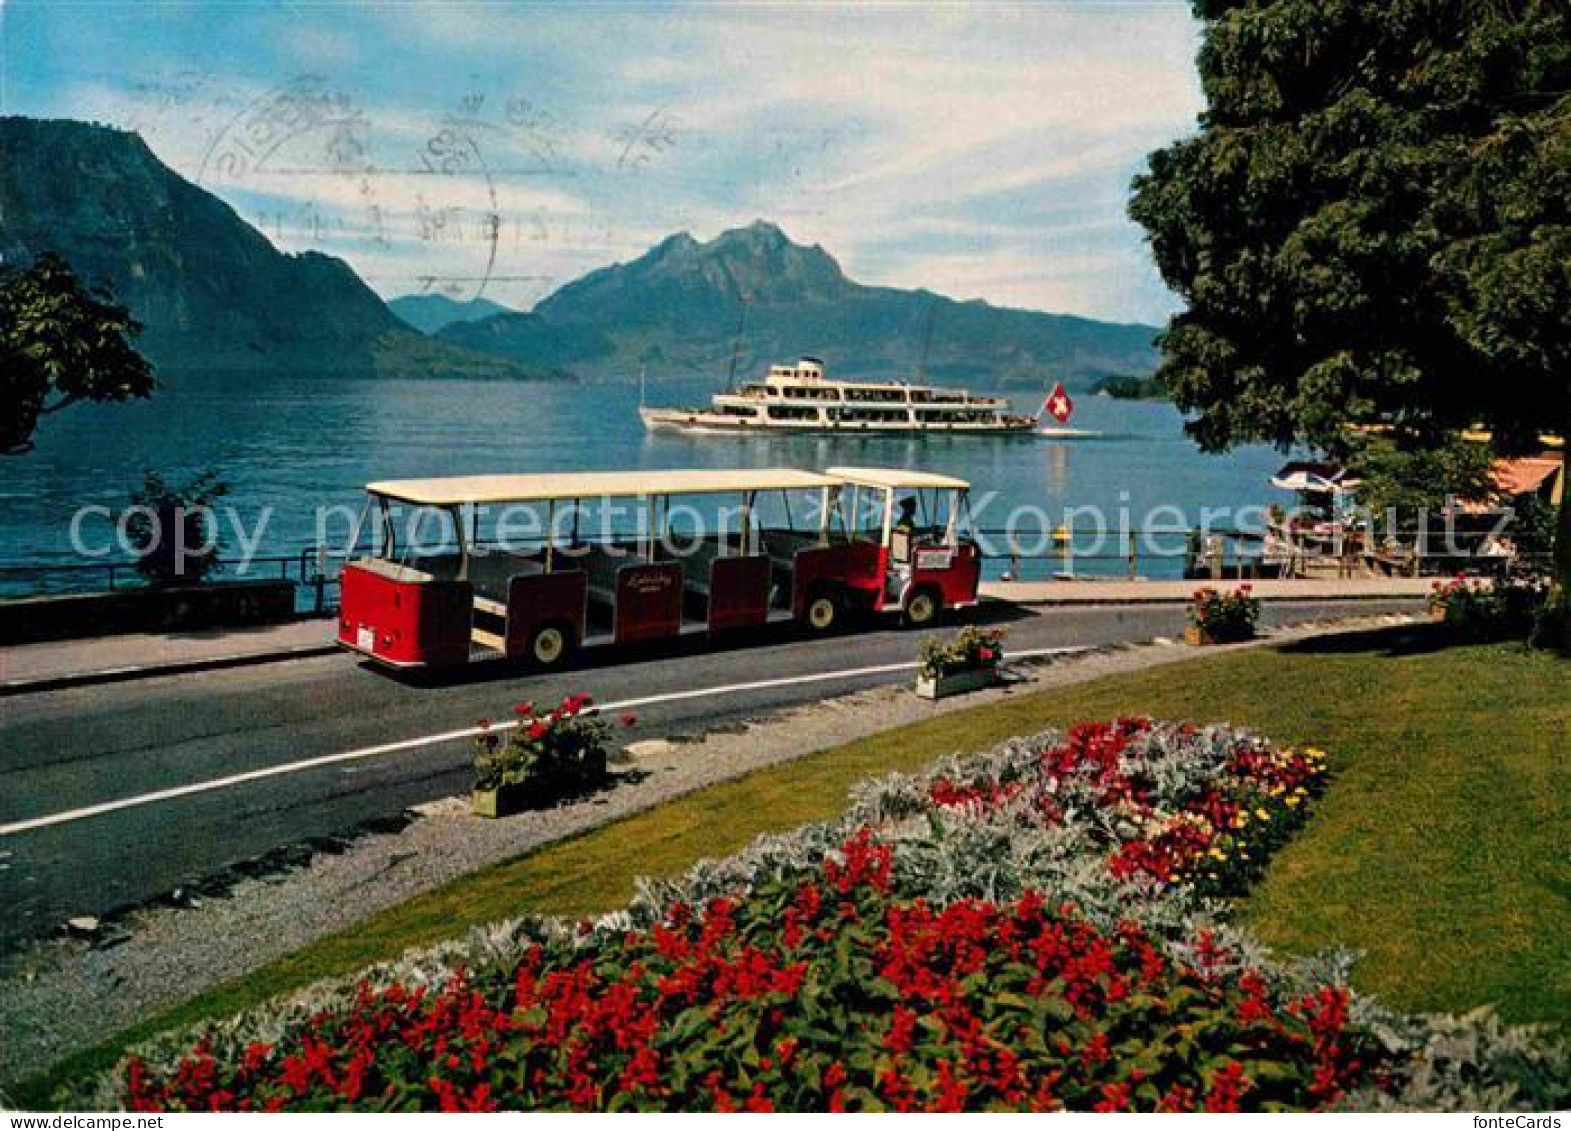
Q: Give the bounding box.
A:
[620,712,638,727]
[1094,1081,1132,1112]
[824,828,893,894]
[885,1004,918,1054]
[1205,1060,1249,1112]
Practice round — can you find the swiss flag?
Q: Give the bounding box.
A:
[1041,381,1073,424]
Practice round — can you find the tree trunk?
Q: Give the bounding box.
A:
[1555,389,1571,652]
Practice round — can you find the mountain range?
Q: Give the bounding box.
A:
[1,117,1160,390]
[438,222,1160,388]
[0,117,544,380]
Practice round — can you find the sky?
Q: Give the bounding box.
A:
[2,1,1204,325]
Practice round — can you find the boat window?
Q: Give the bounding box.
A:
[767,404,819,421]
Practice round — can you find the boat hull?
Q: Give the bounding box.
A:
[639,406,1037,436]
[1035,427,1104,439]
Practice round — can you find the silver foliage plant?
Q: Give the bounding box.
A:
[81,720,1567,1111]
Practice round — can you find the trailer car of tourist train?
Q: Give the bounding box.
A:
[336,466,981,670]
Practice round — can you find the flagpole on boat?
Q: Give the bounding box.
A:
[724,297,750,394]
[916,298,937,384]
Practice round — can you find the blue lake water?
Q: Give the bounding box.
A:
[1,374,1291,586]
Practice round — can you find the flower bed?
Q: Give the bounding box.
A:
[1187,586,1260,645]
[106,720,1567,1113]
[1427,573,1551,643]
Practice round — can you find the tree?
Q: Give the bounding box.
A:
[0,252,155,455]
[1129,0,1570,633]
[127,468,230,585]
[1353,435,1499,525]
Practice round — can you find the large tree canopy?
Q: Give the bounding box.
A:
[1130,0,1570,620]
[1,252,155,455]
[1131,0,1567,454]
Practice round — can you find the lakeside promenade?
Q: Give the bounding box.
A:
[1,577,1436,694]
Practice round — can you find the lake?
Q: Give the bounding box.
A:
[0,374,1290,588]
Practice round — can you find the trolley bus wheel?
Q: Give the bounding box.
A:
[529,622,572,668]
[804,588,841,633]
[903,587,941,628]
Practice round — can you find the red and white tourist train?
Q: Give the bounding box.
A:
[337,466,983,670]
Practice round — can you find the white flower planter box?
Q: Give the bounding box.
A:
[915,664,1000,700]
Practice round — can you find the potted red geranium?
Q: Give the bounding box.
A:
[915,626,1006,700]
[472,693,625,818]
[1185,586,1260,646]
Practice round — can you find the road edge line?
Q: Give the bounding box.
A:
[0,646,1088,837]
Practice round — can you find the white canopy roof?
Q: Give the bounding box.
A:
[827,466,971,491]
[366,468,835,506]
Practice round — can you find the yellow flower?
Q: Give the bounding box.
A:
[1255,807,1271,821]
[1286,796,1301,808]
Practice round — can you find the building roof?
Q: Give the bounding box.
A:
[367,468,835,506]
[827,466,972,491]
[1491,456,1561,499]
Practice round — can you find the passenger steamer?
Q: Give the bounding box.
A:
[638,357,1037,435]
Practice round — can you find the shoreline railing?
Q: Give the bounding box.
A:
[0,526,1272,615]
[0,546,342,614]
[1,526,1527,615]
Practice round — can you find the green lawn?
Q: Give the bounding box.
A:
[19,627,1569,1104]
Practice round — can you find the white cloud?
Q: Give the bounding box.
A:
[870,245,1138,318]
[21,2,1203,321]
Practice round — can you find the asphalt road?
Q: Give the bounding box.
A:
[0,599,1420,949]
